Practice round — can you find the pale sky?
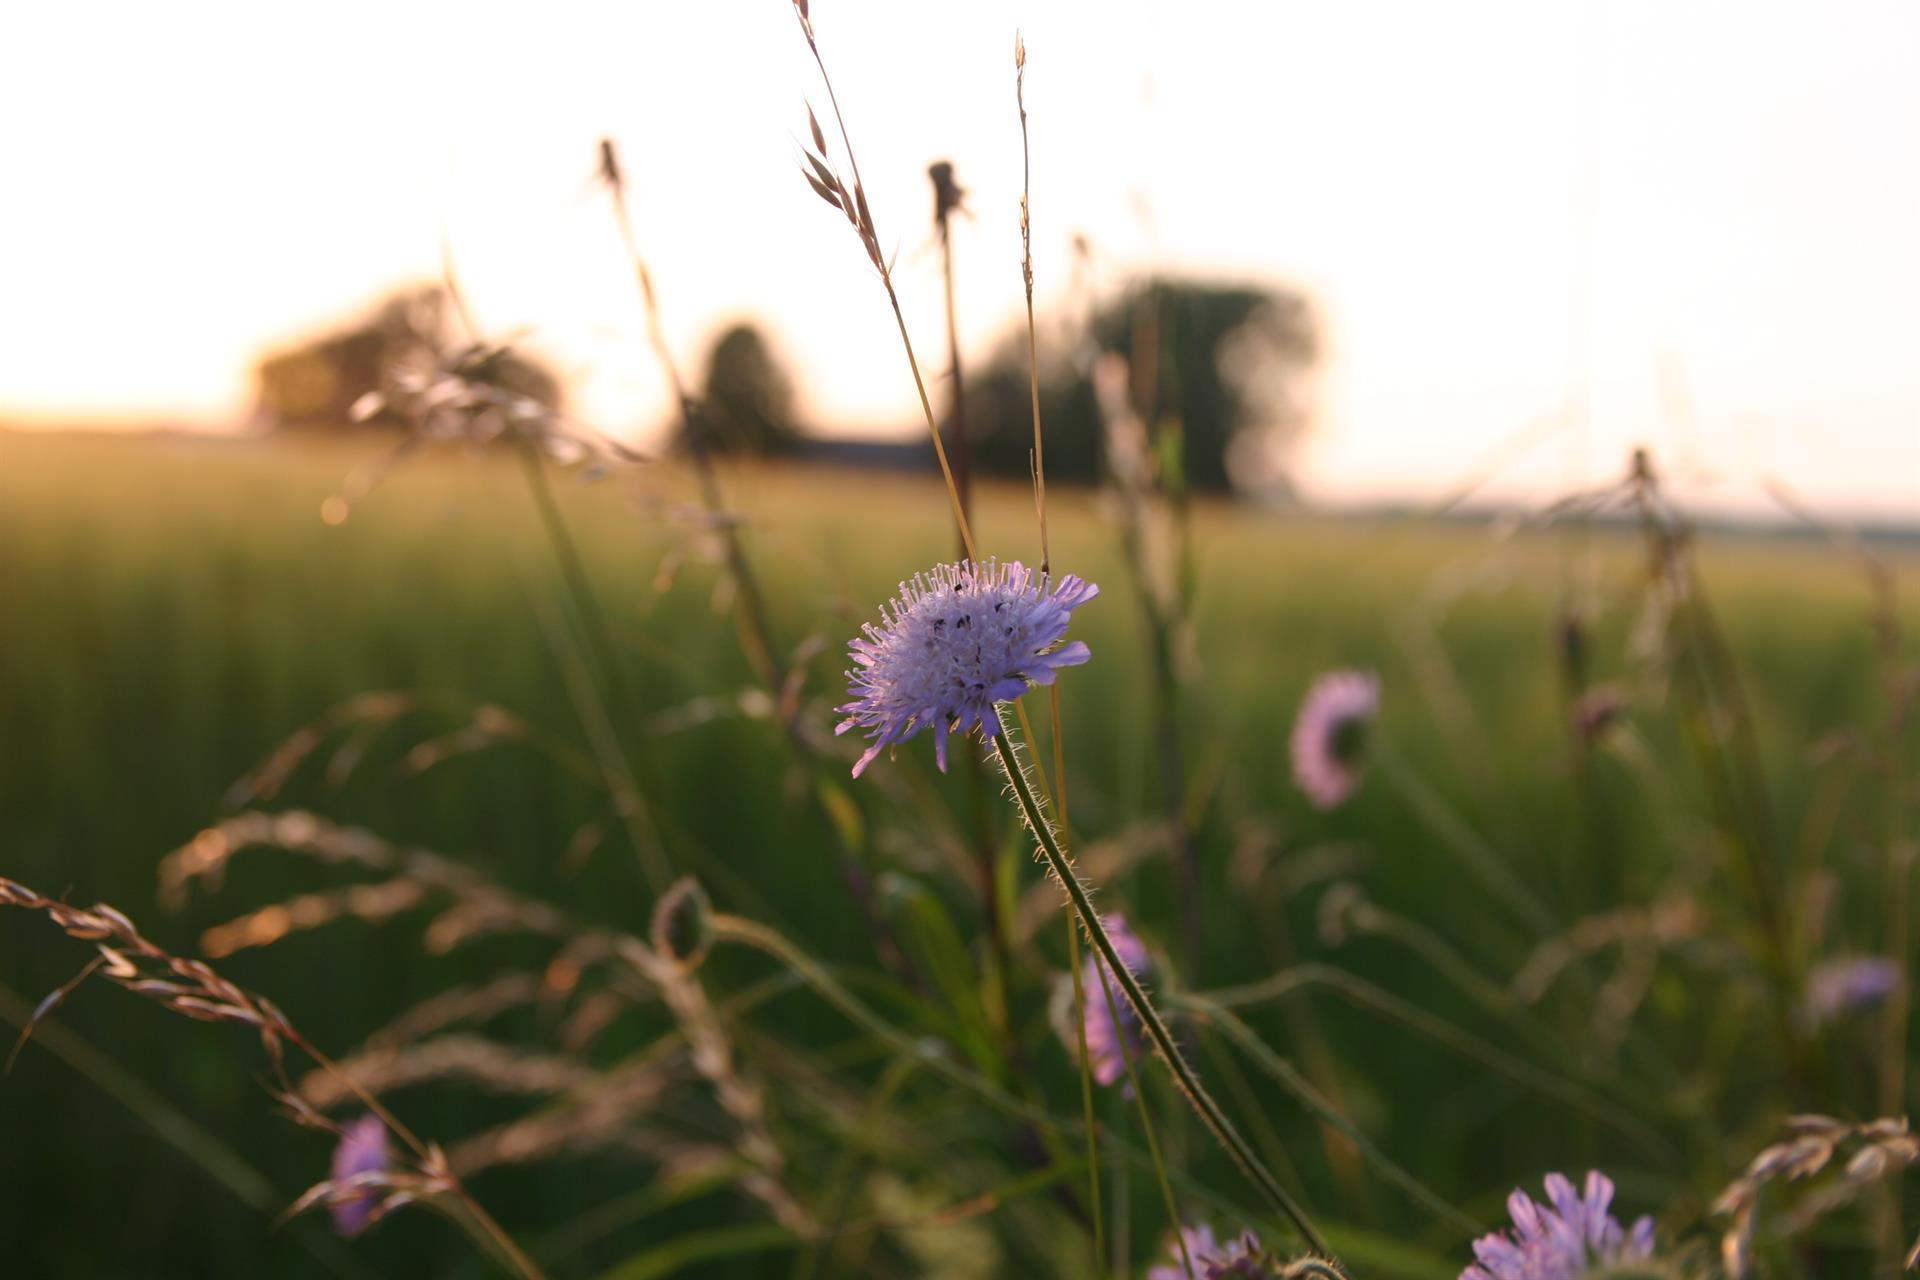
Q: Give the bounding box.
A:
[3,1,1916,517]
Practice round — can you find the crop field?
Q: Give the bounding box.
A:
[1,429,1915,1278]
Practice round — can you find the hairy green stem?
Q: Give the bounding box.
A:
[988,723,1331,1256]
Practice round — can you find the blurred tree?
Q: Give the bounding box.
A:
[253,286,561,432]
[683,321,804,456]
[963,277,1318,495]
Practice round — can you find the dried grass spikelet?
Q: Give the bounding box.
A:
[282,1131,475,1242]
[297,1035,597,1110]
[224,690,419,809]
[163,811,580,956]
[613,922,813,1235]
[1,878,412,1217]
[360,973,547,1051]
[1511,894,1703,1005]
[1712,1114,1920,1272]
[651,877,712,971]
[161,816,811,1234]
[398,705,534,779]
[444,1060,681,1175]
[1,874,303,1079]
[200,880,427,959]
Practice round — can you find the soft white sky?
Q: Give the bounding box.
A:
[2,1,1916,517]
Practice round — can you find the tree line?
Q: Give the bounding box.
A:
[256,277,1317,496]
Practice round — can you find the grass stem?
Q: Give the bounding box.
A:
[988,722,1331,1255]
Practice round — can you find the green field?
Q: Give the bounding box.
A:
[2,430,1913,1277]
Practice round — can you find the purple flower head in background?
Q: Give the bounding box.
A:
[1462,1170,1654,1280]
[1064,913,1151,1089]
[1290,669,1381,810]
[1147,1222,1270,1279]
[1572,684,1627,746]
[1803,955,1900,1028]
[838,559,1097,777]
[329,1113,393,1238]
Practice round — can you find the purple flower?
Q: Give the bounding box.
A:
[1148,1223,1271,1279]
[837,560,1097,777]
[1572,684,1626,745]
[1290,670,1381,810]
[1803,955,1900,1027]
[1462,1170,1654,1280]
[1062,913,1150,1089]
[329,1114,392,1238]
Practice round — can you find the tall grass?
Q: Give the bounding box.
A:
[5,427,1917,1277]
[3,8,1919,1276]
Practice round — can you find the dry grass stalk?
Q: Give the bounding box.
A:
[199,881,428,959]
[1714,1115,1920,1273]
[226,690,417,807]
[163,815,811,1233]
[1511,894,1704,1004]
[298,1034,597,1110]
[789,0,976,561]
[0,873,549,1279]
[360,973,548,1051]
[445,1061,679,1175]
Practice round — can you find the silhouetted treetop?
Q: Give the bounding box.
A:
[682,321,804,456]
[962,277,1318,495]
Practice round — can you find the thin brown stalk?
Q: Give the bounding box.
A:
[790,1,976,561]
[1015,44,1103,1260]
[926,155,1012,1030]
[1016,32,1048,576]
[597,138,912,986]
[598,139,782,690]
[0,876,548,1280]
[161,816,811,1232]
[988,732,1330,1253]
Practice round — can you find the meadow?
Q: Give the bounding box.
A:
[2,428,1914,1278]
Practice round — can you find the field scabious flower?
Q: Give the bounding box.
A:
[1463,1171,1654,1280]
[837,559,1097,777]
[1290,670,1381,810]
[329,1114,392,1238]
[1803,954,1900,1027]
[1060,912,1151,1088]
[1147,1223,1271,1278]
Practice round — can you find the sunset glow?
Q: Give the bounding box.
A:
[4,0,1915,515]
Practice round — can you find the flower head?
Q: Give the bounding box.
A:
[1803,955,1900,1028]
[1572,684,1627,746]
[1148,1223,1272,1279]
[1290,670,1381,810]
[329,1114,393,1238]
[837,559,1097,777]
[1462,1170,1654,1280]
[1062,913,1151,1088]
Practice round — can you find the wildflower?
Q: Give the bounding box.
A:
[1462,1170,1654,1280]
[1290,670,1381,810]
[329,1114,392,1238]
[1572,684,1626,745]
[837,559,1097,777]
[1803,955,1900,1027]
[1148,1223,1271,1279]
[1063,913,1150,1088]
